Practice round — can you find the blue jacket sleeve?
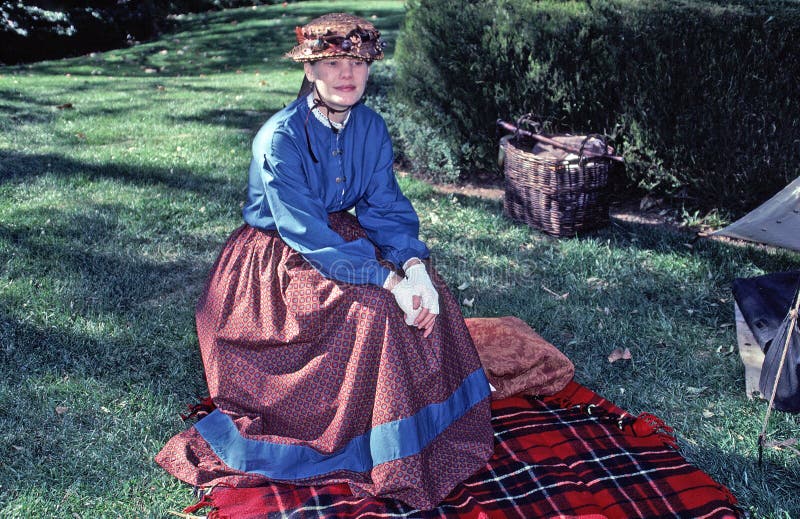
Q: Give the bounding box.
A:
[355,126,430,267]
[259,128,392,286]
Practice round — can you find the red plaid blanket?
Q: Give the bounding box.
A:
[183,381,740,518]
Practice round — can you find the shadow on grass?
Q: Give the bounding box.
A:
[0,89,66,125]
[0,150,240,203]
[0,203,220,386]
[176,107,278,132]
[681,440,800,516]
[0,308,199,387]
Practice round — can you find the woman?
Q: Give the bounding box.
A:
[157,13,494,510]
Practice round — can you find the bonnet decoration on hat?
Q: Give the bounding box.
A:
[286,13,387,62]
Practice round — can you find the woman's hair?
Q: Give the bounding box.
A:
[296,76,314,99]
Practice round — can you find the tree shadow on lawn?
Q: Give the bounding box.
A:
[0,305,202,390]
[680,439,800,516]
[0,153,236,385]
[0,150,239,204]
[0,307,206,505]
[0,82,293,151]
[0,202,220,500]
[0,219,213,495]
[0,88,72,125]
[176,107,279,133]
[0,84,148,127]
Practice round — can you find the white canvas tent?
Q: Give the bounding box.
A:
[714,176,800,252]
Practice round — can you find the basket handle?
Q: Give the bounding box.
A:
[495,119,625,163]
[515,113,544,138]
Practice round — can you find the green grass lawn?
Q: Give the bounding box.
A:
[1,1,799,517]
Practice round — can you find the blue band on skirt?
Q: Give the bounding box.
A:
[194,367,491,480]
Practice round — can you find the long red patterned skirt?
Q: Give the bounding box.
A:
[156,212,494,510]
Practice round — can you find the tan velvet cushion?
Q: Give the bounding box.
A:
[465,316,574,399]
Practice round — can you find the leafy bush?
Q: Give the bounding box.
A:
[393,0,800,212]
[368,62,461,183]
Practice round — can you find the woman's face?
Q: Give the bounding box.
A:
[304,58,370,113]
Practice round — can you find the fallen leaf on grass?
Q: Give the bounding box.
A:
[608,347,632,363]
[12,445,24,451]
[462,297,475,308]
[55,406,68,415]
[457,281,471,291]
[686,386,708,396]
[702,409,715,418]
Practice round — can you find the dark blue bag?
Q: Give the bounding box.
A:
[733,271,800,413]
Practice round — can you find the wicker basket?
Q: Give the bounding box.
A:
[500,119,612,237]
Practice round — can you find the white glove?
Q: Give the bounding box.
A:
[385,274,421,325]
[403,261,439,315]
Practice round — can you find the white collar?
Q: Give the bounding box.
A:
[306,93,350,131]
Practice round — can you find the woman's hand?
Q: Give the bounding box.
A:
[411,295,437,338]
[386,274,421,326]
[385,261,439,337]
[403,260,439,337]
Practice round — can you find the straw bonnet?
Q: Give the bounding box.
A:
[286,13,386,62]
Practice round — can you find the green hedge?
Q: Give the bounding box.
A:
[393,0,800,212]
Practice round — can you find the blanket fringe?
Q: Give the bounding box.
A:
[632,412,678,449]
[183,492,214,515]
